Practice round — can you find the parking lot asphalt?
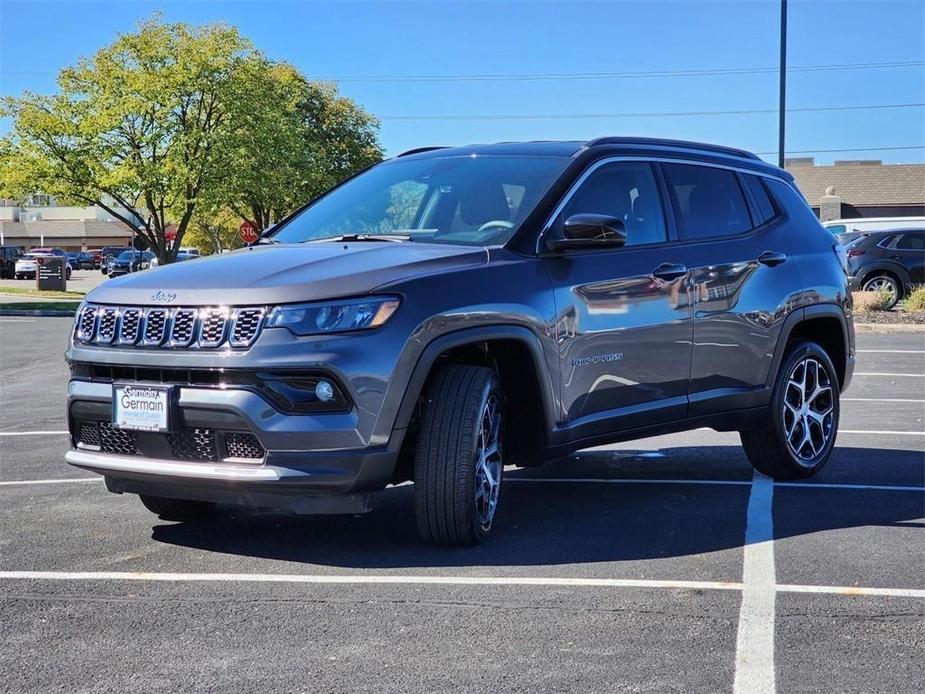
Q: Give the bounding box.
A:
[0,318,922,693]
[0,269,105,297]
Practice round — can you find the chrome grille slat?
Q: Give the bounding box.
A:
[170,308,197,347]
[230,308,265,347]
[95,307,118,343]
[198,308,228,348]
[75,303,265,349]
[118,309,141,344]
[142,309,169,346]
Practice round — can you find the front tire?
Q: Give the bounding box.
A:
[741,341,840,479]
[414,365,504,546]
[139,495,215,521]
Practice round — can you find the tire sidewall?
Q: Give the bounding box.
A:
[769,342,840,475]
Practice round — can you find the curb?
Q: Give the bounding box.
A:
[0,309,76,317]
[854,322,925,334]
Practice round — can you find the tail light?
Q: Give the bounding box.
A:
[846,249,866,257]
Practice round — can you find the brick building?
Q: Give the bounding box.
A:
[785,158,925,222]
[0,200,137,250]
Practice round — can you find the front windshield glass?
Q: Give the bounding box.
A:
[270,155,569,246]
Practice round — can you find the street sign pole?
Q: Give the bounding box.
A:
[778,0,788,169]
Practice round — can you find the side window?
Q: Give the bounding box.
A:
[895,232,925,251]
[742,175,776,226]
[663,163,752,240]
[561,161,667,246]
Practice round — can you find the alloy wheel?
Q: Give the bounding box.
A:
[782,357,835,464]
[474,394,502,531]
[863,276,897,302]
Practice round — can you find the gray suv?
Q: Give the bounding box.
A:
[66,138,855,546]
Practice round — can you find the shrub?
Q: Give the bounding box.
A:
[903,286,925,312]
[852,290,892,313]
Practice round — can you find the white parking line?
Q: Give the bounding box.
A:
[0,430,68,437]
[0,571,920,598]
[839,430,925,436]
[853,372,925,377]
[508,479,925,493]
[0,478,98,487]
[843,398,925,403]
[855,350,925,354]
[733,472,776,694]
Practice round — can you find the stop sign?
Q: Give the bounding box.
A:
[239,221,259,245]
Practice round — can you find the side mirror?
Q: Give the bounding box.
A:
[546,214,627,252]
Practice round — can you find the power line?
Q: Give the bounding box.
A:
[758,145,925,156]
[319,60,925,82]
[379,102,925,121]
[1,60,923,82]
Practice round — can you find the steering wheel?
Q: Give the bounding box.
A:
[478,220,515,234]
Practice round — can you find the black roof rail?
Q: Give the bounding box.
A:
[586,137,761,161]
[396,146,449,158]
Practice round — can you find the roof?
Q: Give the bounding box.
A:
[0,220,134,240]
[787,161,925,206]
[395,137,785,179]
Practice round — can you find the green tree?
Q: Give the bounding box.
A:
[216,63,383,231]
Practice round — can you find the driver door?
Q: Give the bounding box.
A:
[542,160,693,438]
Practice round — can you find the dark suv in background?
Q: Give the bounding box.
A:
[0,245,23,278]
[66,137,854,546]
[845,228,924,309]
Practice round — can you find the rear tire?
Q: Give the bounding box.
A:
[414,364,504,546]
[741,341,839,479]
[139,495,215,521]
[861,273,900,309]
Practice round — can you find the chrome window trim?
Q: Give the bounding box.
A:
[535,155,791,254]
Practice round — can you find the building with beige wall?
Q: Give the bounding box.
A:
[0,202,137,250]
[785,158,925,222]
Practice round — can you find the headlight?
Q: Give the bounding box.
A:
[266,296,400,336]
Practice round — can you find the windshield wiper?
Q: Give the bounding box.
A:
[303,233,413,243]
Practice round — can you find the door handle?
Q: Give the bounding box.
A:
[757,250,787,267]
[652,263,688,281]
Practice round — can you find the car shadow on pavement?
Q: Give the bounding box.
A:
[150,446,925,569]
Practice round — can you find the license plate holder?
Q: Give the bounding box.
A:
[112,384,173,433]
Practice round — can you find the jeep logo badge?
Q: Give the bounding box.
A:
[150,291,176,304]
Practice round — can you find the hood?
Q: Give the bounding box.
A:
[86,241,488,306]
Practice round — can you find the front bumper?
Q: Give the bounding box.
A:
[66,379,402,511]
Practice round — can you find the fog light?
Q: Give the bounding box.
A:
[315,380,335,402]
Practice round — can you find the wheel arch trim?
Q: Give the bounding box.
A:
[768,304,853,392]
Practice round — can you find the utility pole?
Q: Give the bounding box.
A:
[778,0,788,168]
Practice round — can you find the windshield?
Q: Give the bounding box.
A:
[270,155,569,246]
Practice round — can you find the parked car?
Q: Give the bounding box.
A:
[149,248,201,268]
[67,251,96,270]
[0,245,23,279]
[86,249,103,269]
[66,137,854,546]
[824,216,925,241]
[100,246,131,275]
[15,251,72,280]
[106,250,155,278]
[845,228,924,309]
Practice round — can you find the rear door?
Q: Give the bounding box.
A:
[542,160,693,437]
[660,162,805,416]
[890,231,925,284]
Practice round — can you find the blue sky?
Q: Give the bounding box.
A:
[1,0,923,163]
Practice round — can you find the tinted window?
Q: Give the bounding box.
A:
[743,175,776,225]
[663,163,752,240]
[562,161,667,246]
[895,232,925,250]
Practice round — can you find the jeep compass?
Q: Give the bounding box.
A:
[66,137,855,546]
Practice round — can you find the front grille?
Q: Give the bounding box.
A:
[223,432,266,460]
[170,309,197,346]
[98,423,138,456]
[230,308,265,347]
[169,428,218,462]
[95,307,118,343]
[143,309,168,345]
[118,309,141,344]
[198,309,228,347]
[78,422,101,449]
[74,303,267,350]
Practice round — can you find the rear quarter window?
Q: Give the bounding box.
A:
[742,175,777,226]
[662,163,752,240]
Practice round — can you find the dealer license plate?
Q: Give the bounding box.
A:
[112,384,171,432]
